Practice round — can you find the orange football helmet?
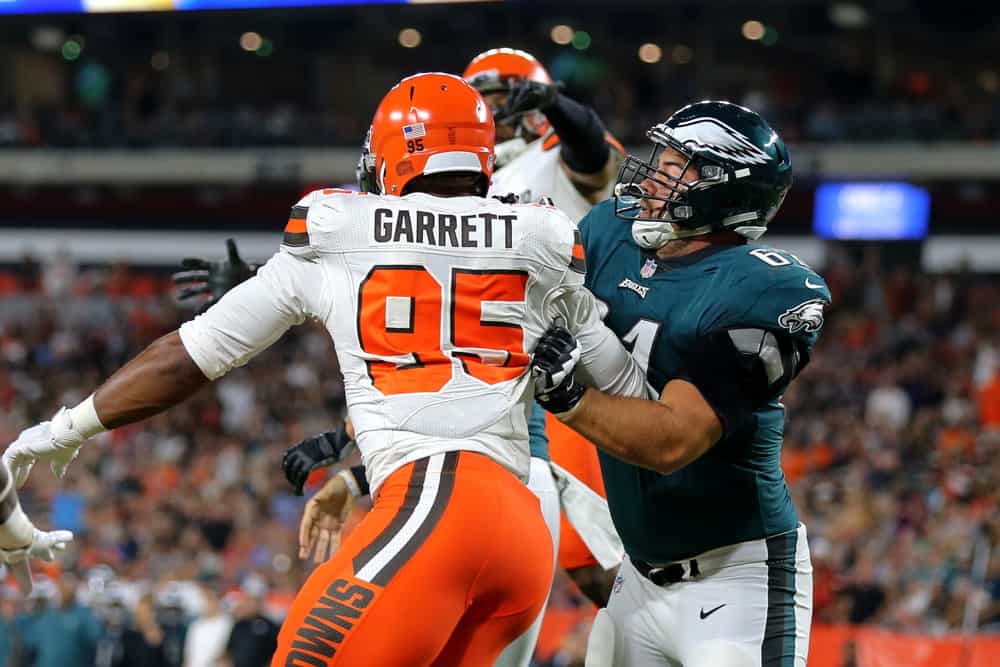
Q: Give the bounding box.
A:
[463,48,553,139]
[463,48,552,93]
[363,72,495,196]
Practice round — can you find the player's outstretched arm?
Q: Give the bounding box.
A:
[94,332,209,428]
[3,331,210,487]
[4,250,327,487]
[498,80,619,197]
[0,461,74,595]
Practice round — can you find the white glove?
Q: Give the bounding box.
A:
[0,528,74,596]
[3,408,89,488]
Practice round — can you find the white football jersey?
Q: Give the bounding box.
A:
[489,135,616,222]
[179,189,646,495]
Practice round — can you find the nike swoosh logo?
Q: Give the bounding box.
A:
[805,278,824,289]
[699,603,726,620]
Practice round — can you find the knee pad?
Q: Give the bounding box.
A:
[585,608,618,667]
[685,639,757,667]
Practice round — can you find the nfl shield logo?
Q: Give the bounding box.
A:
[640,258,657,278]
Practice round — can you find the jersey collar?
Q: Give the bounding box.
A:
[642,243,735,274]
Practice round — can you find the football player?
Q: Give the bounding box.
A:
[463,48,622,220]
[3,73,650,666]
[531,101,830,667]
[182,49,627,667]
[0,460,73,596]
[463,48,626,612]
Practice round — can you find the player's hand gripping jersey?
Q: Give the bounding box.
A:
[179,188,647,495]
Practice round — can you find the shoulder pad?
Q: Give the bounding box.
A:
[282,188,361,253]
[521,205,582,275]
[705,245,832,343]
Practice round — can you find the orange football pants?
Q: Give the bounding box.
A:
[273,451,553,667]
[546,413,608,571]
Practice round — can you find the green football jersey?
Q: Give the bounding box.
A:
[580,200,831,563]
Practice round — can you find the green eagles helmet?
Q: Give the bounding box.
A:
[614,100,792,248]
[356,125,375,193]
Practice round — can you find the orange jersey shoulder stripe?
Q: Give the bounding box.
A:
[285,217,307,234]
[283,204,310,247]
[569,230,586,274]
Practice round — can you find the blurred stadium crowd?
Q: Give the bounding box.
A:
[0,3,997,148]
[0,242,997,665]
[1,1,999,665]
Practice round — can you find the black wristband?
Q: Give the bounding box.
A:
[349,465,370,497]
[544,93,610,175]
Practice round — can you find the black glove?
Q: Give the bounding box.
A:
[531,325,587,416]
[173,239,258,314]
[282,424,354,496]
[494,80,564,126]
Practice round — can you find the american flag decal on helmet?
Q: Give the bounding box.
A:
[402,123,426,139]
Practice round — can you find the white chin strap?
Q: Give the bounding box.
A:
[631,219,714,249]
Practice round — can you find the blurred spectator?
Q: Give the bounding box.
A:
[20,574,103,667]
[182,582,233,667]
[0,243,999,660]
[119,593,170,667]
[840,556,887,624]
[226,581,279,667]
[1,7,998,149]
[0,593,14,666]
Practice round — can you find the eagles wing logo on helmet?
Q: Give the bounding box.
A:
[665,117,773,166]
[778,299,826,334]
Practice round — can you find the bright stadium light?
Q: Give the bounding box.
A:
[240,32,263,52]
[551,25,574,45]
[61,38,83,61]
[638,43,662,64]
[571,30,591,50]
[256,39,274,57]
[829,3,870,29]
[31,27,64,52]
[741,20,765,41]
[398,28,422,48]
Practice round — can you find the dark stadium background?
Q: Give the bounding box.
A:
[0,1,999,665]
